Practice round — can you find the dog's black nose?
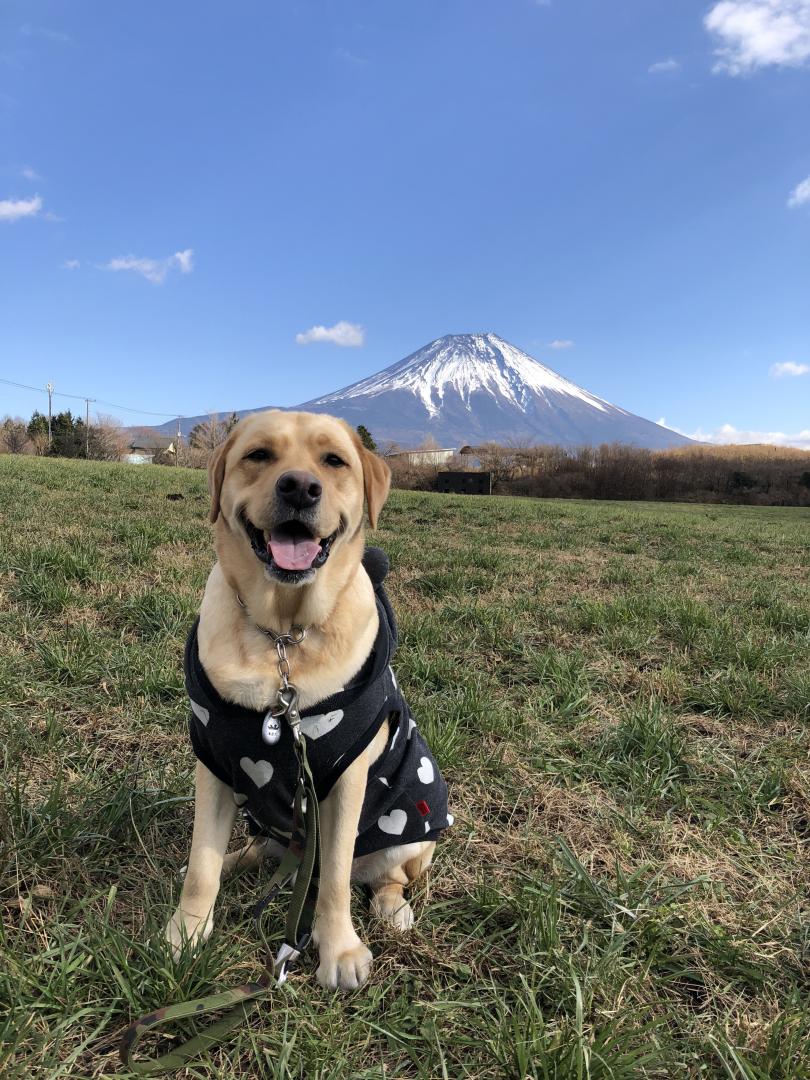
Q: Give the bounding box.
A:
[276,470,322,510]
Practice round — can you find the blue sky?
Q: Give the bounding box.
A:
[1,0,809,446]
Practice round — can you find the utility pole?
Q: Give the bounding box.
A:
[84,398,95,458]
[46,382,54,450]
[176,417,182,466]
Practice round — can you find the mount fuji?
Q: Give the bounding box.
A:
[155,333,691,449]
[298,333,691,449]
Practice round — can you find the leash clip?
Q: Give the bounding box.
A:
[273,933,311,985]
[273,684,301,739]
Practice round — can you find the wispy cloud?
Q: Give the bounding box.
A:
[771,360,809,377]
[704,0,810,75]
[102,248,194,285]
[296,321,365,347]
[659,418,810,450]
[788,174,810,207]
[63,259,80,270]
[335,47,367,65]
[546,339,574,349]
[648,58,681,73]
[0,194,42,222]
[20,23,73,45]
[20,165,41,181]
[173,249,194,274]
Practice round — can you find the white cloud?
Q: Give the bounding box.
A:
[704,1,810,75]
[662,418,810,450]
[295,321,365,347]
[102,248,194,285]
[20,165,41,181]
[62,259,80,270]
[546,339,574,349]
[173,248,194,274]
[788,174,810,207]
[0,194,42,222]
[771,360,810,376]
[648,58,681,73]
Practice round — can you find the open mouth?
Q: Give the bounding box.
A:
[240,514,339,582]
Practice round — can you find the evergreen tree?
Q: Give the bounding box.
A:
[51,411,82,457]
[356,424,376,451]
[27,411,49,440]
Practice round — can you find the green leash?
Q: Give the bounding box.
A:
[120,627,320,1074]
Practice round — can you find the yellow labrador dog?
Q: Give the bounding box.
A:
[166,410,449,989]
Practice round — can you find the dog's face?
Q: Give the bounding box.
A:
[208,410,390,587]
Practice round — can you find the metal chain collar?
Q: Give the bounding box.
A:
[234,593,307,737]
[268,625,306,739]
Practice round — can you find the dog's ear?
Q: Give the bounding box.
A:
[208,436,233,523]
[358,444,391,530]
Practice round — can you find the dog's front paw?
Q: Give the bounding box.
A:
[164,907,213,960]
[315,934,373,990]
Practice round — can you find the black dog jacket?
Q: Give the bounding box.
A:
[185,547,451,858]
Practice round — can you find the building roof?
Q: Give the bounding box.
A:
[128,434,173,450]
[387,447,456,456]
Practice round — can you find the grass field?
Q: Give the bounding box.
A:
[1,454,809,1079]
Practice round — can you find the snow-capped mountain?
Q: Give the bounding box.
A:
[154,333,691,448]
[298,333,691,448]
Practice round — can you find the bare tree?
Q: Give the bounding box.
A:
[189,413,228,450]
[377,440,402,458]
[29,430,49,456]
[0,417,29,454]
[89,414,127,461]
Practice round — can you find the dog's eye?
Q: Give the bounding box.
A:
[324,453,347,468]
[244,448,272,462]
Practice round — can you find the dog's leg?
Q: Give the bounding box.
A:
[368,841,435,931]
[313,742,378,990]
[221,835,284,880]
[165,760,237,957]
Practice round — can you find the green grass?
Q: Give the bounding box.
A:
[1,454,809,1079]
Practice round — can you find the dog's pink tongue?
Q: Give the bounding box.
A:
[268,534,321,571]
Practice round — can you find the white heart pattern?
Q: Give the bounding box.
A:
[447,813,454,826]
[240,757,274,788]
[424,821,431,833]
[233,792,248,806]
[417,756,434,785]
[190,699,209,726]
[299,709,344,740]
[407,716,416,739]
[378,777,390,787]
[378,809,407,835]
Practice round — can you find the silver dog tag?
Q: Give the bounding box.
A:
[262,712,282,745]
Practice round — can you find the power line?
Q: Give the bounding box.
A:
[93,397,187,418]
[0,376,186,418]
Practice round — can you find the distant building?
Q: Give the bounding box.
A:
[123,434,174,464]
[438,471,493,495]
[458,445,484,468]
[387,447,456,466]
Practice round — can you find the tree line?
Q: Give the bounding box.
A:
[388,441,810,507]
[0,411,126,460]
[4,408,807,506]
